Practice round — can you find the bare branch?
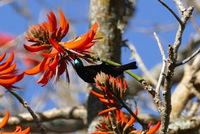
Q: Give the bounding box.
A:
[158,0,182,24]
[155,1,194,133]
[168,116,200,134]
[173,6,194,60]
[154,32,166,60]
[8,90,46,134]
[154,32,167,93]
[0,106,160,133]
[187,101,200,117]
[176,47,200,66]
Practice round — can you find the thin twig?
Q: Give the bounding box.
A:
[155,61,166,94]
[187,101,199,117]
[8,89,46,134]
[154,32,166,60]
[173,6,194,60]
[158,0,182,25]
[176,48,200,66]
[154,32,167,93]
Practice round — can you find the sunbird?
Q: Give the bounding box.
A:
[74,58,138,83]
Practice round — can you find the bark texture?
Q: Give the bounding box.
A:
[88,0,135,125]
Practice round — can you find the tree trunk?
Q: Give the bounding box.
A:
[88,0,135,126]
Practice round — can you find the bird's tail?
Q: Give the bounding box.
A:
[118,61,138,70]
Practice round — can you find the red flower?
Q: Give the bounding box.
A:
[136,121,161,134]
[91,72,127,115]
[0,52,24,89]
[26,10,68,44]
[92,109,160,134]
[0,111,30,134]
[24,10,99,86]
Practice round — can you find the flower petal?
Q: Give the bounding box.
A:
[24,58,48,75]
[0,62,17,75]
[59,10,69,36]
[36,69,55,86]
[0,111,9,128]
[63,22,98,50]
[15,73,25,83]
[0,52,6,62]
[63,32,90,49]
[41,52,58,57]
[49,39,65,53]
[1,126,30,134]
[124,108,138,130]
[98,107,117,115]
[146,122,161,134]
[90,90,104,98]
[47,12,57,32]
[48,56,59,69]
[13,126,22,132]
[0,52,14,69]
[91,132,110,134]
[0,76,19,86]
[24,44,50,52]
[136,122,161,134]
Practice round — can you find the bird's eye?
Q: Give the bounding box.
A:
[74,58,83,66]
[74,59,79,64]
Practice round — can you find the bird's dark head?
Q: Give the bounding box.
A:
[74,58,83,68]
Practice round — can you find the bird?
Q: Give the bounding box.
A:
[73,58,138,83]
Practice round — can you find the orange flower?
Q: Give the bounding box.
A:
[91,72,127,115]
[0,52,24,89]
[92,109,160,134]
[136,121,161,134]
[0,111,30,134]
[61,22,98,50]
[26,10,69,45]
[24,10,99,86]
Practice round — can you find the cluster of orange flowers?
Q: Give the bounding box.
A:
[92,109,161,134]
[1,10,99,87]
[0,10,99,133]
[0,10,160,133]
[91,72,128,115]
[0,52,24,90]
[24,10,99,86]
[91,72,160,134]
